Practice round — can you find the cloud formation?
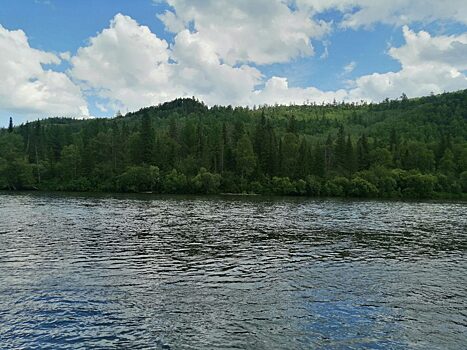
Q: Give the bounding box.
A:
[348,27,467,101]
[69,13,467,112]
[0,24,88,118]
[70,14,263,110]
[296,0,467,28]
[1,0,467,121]
[159,0,331,65]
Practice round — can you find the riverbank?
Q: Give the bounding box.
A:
[2,188,466,202]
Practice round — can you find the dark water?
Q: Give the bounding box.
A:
[0,192,466,349]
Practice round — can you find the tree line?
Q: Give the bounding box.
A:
[1,90,467,199]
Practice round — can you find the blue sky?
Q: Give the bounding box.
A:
[1,0,466,126]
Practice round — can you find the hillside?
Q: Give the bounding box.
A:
[1,90,467,198]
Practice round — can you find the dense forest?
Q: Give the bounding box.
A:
[1,90,467,199]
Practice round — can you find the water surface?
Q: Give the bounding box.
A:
[0,192,466,349]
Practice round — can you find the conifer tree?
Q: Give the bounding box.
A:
[140,112,154,165]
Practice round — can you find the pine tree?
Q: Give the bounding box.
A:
[389,128,398,152]
[8,117,13,133]
[356,134,369,170]
[312,142,326,178]
[235,133,256,178]
[140,112,155,164]
[324,134,334,174]
[344,135,356,177]
[334,125,347,173]
[439,149,456,174]
[287,115,298,134]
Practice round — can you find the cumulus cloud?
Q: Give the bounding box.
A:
[70,14,173,111]
[69,14,263,110]
[348,27,467,101]
[3,0,467,123]
[253,77,348,105]
[390,26,467,70]
[295,0,467,28]
[0,24,89,119]
[68,13,467,113]
[159,0,331,65]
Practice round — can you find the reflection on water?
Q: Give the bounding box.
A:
[0,192,466,349]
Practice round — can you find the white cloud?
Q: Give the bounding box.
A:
[296,0,467,28]
[348,27,467,101]
[159,0,331,65]
[71,14,175,111]
[69,13,344,110]
[68,13,467,113]
[70,14,263,111]
[170,29,263,106]
[343,61,356,75]
[4,0,467,123]
[252,77,347,106]
[59,51,71,61]
[320,40,330,59]
[0,24,89,118]
[390,26,467,71]
[95,102,108,113]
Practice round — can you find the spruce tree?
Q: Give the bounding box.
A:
[140,112,154,165]
[334,125,347,173]
[356,134,369,170]
[344,135,356,177]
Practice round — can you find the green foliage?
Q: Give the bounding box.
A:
[117,166,160,193]
[393,170,437,199]
[349,177,378,197]
[162,169,188,194]
[192,168,221,194]
[235,133,256,178]
[2,89,467,199]
[271,177,295,195]
[369,148,392,167]
[305,176,322,196]
[0,134,34,189]
[460,171,467,193]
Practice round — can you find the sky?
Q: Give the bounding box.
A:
[1,0,467,126]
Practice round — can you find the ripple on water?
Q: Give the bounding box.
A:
[0,192,466,349]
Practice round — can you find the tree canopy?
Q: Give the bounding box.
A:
[1,91,467,199]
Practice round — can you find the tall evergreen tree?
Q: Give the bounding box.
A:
[140,112,155,164]
[356,134,370,170]
[8,117,13,133]
[334,125,347,173]
[235,133,256,179]
[344,135,356,177]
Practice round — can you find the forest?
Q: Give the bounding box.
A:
[1,89,467,199]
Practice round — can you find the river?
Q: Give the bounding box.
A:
[0,192,466,349]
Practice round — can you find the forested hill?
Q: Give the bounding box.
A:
[1,90,467,199]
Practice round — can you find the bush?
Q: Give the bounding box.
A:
[357,167,398,197]
[305,175,322,196]
[249,181,265,194]
[294,179,307,195]
[117,165,160,192]
[191,168,221,194]
[460,171,467,193]
[220,171,241,193]
[324,177,350,197]
[162,169,187,193]
[349,177,378,197]
[271,177,295,195]
[393,170,436,198]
